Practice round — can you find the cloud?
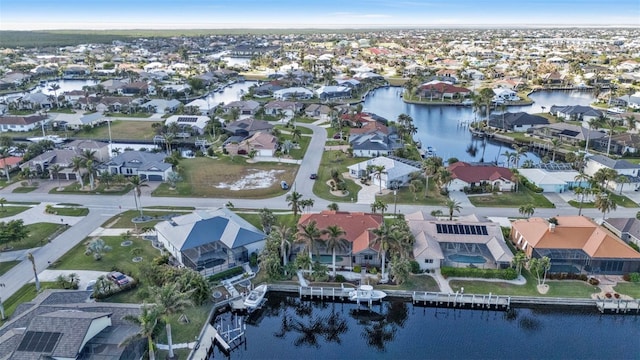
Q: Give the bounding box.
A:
[329,12,393,19]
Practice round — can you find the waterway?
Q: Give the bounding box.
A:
[363,88,595,165]
[212,293,639,359]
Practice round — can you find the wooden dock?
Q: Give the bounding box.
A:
[298,286,353,300]
[190,324,217,360]
[412,291,511,311]
[596,298,640,314]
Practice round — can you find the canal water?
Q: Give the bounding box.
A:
[212,293,639,359]
[363,88,595,165]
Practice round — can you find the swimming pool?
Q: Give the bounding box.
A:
[448,254,486,264]
[317,255,344,264]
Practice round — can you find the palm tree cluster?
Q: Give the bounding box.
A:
[285,191,315,218]
[395,113,417,145]
[421,156,452,197]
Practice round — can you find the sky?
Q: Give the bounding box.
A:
[1,0,639,30]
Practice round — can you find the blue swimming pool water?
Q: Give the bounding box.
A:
[448,254,486,264]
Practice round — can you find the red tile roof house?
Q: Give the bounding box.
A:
[447,162,514,192]
[0,156,22,177]
[417,82,471,101]
[511,216,640,275]
[296,211,384,270]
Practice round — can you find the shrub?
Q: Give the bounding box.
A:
[353,265,362,273]
[369,267,378,275]
[207,266,244,283]
[588,277,600,286]
[334,274,346,282]
[628,272,640,283]
[629,242,640,252]
[249,252,258,267]
[409,260,420,274]
[440,266,518,280]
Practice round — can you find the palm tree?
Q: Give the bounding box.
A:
[518,204,536,218]
[574,172,590,216]
[603,116,617,156]
[48,164,62,187]
[445,198,462,220]
[585,117,602,153]
[0,147,11,182]
[617,174,630,195]
[49,83,60,107]
[421,156,442,197]
[128,175,148,217]
[297,221,321,269]
[548,138,561,162]
[512,251,527,276]
[529,256,551,287]
[286,191,303,218]
[27,252,40,292]
[322,225,347,278]
[501,150,515,168]
[371,224,394,282]
[371,165,387,195]
[291,128,302,143]
[511,173,523,192]
[71,156,85,189]
[327,202,339,211]
[122,304,161,360]
[150,283,194,359]
[370,199,388,217]
[273,224,295,268]
[594,193,616,222]
[512,145,528,167]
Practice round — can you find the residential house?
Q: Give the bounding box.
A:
[223,100,261,116]
[296,210,384,269]
[63,65,89,78]
[224,118,273,137]
[528,122,606,146]
[316,86,352,101]
[349,121,401,157]
[549,105,603,123]
[447,162,513,192]
[603,218,640,248]
[487,112,549,132]
[224,131,278,157]
[0,114,48,133]
[347,156,421,189]
[140,99,181,114]
[263,100,303,117]
[518,167,590,193]
[118,81,148,96]
[584,154,640,192]
[17,92,53,110]
[65,139,110,162]
[155,208,266,273]
[408,211,513,271]
[0,290,144,359]
[417,81,471,100]
[100,79,127,94]
[273,87,314,101]
[492,87,520,102]
[164,115,210,135]
[252,82,285,98]
[21,149,81,180]
[104,151,172,181]
[304,104,332,121]
[0,156,22,177]
[185,99,216,115]
[511,216,640,274]
[593,132,640,155]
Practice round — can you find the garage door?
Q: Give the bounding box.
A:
[147,175,163,181]
[67,173,76,180]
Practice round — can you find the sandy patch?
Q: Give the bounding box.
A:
[215,169,285,190]
[537,284,549,294]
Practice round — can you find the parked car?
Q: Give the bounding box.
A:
[281,181,289,190]
[85,279,97,291]
[108,271,129,286]
[310,173,317,180]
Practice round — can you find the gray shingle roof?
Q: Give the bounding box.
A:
[587,154,640,170]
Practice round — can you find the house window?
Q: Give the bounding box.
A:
[424,259,433,264]
[363,255,373,260]
[126,168,133,174]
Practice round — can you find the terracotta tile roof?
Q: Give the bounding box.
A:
[0,115,47,126]
[448,162,513,183]
[349,121,390,135]
[298,211,383,247]
[419,82,470,94]
[512,216,640,259]
[0,156,22,167]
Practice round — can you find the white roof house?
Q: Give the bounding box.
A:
[164,115,210,135]
[347,156,421,190]
[155,208,266,273]
[518,168,589,193]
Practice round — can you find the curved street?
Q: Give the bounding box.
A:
[0,122,636,301]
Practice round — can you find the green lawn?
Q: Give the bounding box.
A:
[154,304,212,344]
[312,151,366,202]
[376,181,448,206]
[0,282,61,327]
[71,120,157,140]
[236,211,298,230]
[449,271,599,298]
[377,274,440,292]
[468,188,555,208]
[0,205,33,218]
[151,157,298,199]
[6,223,67,250]
[0,260,19,276]
[50,182,133,195]
[46,206,89,216]
[101,209,190,229]
[12,186,38,193]
[613,282,640,298]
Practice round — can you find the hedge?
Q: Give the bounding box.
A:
[207,266,244,283]
[440,266,518,280]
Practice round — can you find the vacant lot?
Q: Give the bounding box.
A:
[72,120,159,141]
[468,188,554,208]
[153,157,297,198]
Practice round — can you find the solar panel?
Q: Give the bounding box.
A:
[177,117,197,123]
[17,331,61,353]
[435,223,488,236]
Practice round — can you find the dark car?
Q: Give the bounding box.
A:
[108,271,129,286]
[310,173,317,180]
[281,181,289,190]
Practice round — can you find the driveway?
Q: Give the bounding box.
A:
[449,191,474,208]
[37,269,109,290]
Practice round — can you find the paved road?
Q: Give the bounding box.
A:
[0,122,637,301]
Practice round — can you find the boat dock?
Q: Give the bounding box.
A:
[412,291,511,311]
[596,297,640,314]
[298,285,353,300]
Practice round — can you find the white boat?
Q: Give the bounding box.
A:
[348,285,387,302]
[26,135,67,144]
[243,284,267,309]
